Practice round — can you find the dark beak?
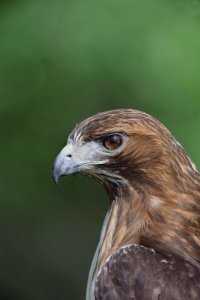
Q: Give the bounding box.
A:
[52,145,80,184]
[52,158,62,184]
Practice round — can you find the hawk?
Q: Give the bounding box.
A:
[52,109,200,300]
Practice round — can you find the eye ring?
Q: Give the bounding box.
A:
[102,134,123,150]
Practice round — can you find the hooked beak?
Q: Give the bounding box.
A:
[52,142,109,184]
[52,144,79,184]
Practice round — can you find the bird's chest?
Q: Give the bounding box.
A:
[86,202,144,300]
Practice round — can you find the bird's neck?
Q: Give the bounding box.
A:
[97,187,148,270]
[98,184,200,270]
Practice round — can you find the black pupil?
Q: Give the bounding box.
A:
[103,134,122,149]
[109,136,119,144]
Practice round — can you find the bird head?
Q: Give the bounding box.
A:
[52,109,197,197]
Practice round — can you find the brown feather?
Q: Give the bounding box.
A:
[58,109,200,298]
[71,109,200,269]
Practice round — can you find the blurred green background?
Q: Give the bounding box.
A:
[1,0,200,299]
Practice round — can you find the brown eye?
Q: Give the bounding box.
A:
[102,134,123,150]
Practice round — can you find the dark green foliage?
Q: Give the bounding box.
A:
[1,0,200,299]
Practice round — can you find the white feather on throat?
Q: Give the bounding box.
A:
[86,211,110,300]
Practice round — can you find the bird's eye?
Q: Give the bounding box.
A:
[102,134,123,150]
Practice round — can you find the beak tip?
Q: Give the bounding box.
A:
[52,171,59,185]
[52,147,76,184]
[52,159,60,185]
[53,175,59,185]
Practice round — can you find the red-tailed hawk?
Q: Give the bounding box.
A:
[52,109,200,300]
